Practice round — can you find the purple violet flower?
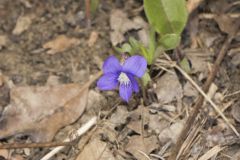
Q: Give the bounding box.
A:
[97,55,147,102]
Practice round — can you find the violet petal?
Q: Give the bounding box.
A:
[103,56,121,74]
[122,55,147,78]
[97,73,118,90]
[119,84,133,102]
[127,73,139,93]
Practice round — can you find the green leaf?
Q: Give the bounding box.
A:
[159,34,180,50]
[141,72,151,86]
[90,0,99,15]
[179,57,191,73]
[144,0,188,35]
[114,43,132,54]
[121,43,132,54]
[148,28,156,58]
[153,46,164,60]
[129,37,141,53]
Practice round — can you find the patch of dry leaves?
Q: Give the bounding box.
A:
[0,83,88,142]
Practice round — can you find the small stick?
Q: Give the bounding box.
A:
[199,13,240,19]
[170,34,235,160]
[85,0,91,27]
[224,90,240,98]
[40,117,97,160]
[0,141,73,149]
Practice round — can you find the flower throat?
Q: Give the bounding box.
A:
[118,72,130,85]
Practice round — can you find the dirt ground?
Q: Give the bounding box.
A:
[0,0,240,160]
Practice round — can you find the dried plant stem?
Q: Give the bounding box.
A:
[85,0,91,27]
[198,145,223,160]
[199,13,240,19]
[175,65,239,136]
[0,141,73,149]
[40,117,97,160]
[170,34,237,159]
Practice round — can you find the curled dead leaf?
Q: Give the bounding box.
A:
[43,35,80,55]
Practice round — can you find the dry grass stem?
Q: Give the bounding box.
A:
[224,90,240,98]
[199,13,240,19]
[198,145,223,160]
[137,150,152,160]
[175,64,240,137]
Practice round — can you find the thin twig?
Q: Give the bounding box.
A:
[40,117,97,160]
[199,13,240,19]
[85,0,91,27]
[224,90,240,98]
[0,141,73,149]
[170,34,236,160]
[137,150,152,160]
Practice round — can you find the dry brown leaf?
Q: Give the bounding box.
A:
[43,35,80,55]
[148,114,168,134]
[19,0,32,8]
[0,35,7,49]
[158,121,184,144]
[208,0,230,14]
[110,106,129,126]
[0,149,9,159]
[214,15,240,35]
[185,49,213,76]
[232,151,240,160]
[0,83,88,142]
[125,135,158,160]
[231,53,240,66]
[76,136,115,160]
[87,90,105,110]
[127,107,149,134]
[88,31,99,47]
[12,14,35,35]
[205,127,225,147]
[183,82,198,97]
[110,9,142,46]
[11,154,25,160]
[155,71,183,104]
[46,75,61,86]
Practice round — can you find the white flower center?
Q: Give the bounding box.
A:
[118,72,130,85]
